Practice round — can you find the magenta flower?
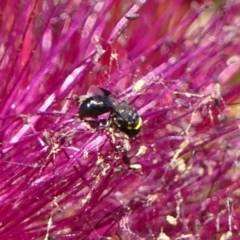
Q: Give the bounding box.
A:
[1,0,240,239]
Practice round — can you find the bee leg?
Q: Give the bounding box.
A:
[122,154,142,171]
[83,118,109,135]
[98,119,109,128]
[122,154,131,165]
[82,119,100,129]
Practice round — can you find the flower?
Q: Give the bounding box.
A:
[1,0,240,239]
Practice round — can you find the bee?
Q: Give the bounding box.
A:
[78,86,142,137]
[78,87,113,118]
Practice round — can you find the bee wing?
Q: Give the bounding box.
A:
[87,85,120,108]
[111,101,132,123]
[87,85,112,97]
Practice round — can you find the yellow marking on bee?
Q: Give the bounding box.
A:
[127,117,142,130]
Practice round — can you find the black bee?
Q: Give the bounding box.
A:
[78,86,142,137]
[78,87,113,118]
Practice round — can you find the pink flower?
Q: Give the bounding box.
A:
[1,0,240,239]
